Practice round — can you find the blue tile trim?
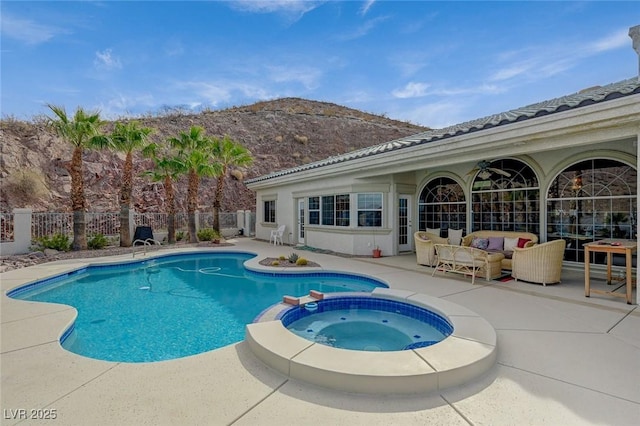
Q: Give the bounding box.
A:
[6,251,257,298]
[60,322,75,344]
[244,269,388,288]
[279,296,454,337]
[8,251,387,299]
[6,268,88,298]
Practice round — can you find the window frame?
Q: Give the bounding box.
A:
[263,200,276,223]
[357,193,383,228]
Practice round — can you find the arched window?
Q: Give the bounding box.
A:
[470,159,539,233]
[547,159,637,264]
[418,177,466,236]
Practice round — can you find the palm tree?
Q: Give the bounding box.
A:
[210,135,254,232]
[169,126,221,243]
[46,105,109,250]
[141,143,185,244]
[110,121,153,247]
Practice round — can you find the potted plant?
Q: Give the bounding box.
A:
[371,232,382,257]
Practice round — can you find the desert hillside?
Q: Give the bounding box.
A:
[0,98,427,213]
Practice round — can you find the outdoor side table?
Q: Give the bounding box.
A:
[584,240,637,304]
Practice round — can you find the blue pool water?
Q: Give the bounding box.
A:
[282,297,453,351]
[9,252,385,363]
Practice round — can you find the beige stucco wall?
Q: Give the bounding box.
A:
[250,94,639,257]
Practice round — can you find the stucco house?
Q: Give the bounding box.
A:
[246,27,640,292]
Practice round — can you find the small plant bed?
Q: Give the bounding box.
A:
[259,253,320,268]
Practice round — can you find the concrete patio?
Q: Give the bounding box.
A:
[1,238,638,425]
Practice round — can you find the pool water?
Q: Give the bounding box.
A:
[282,297,453,351]
[10,252,384,362]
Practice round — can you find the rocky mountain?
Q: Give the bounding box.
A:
[0,98,427,214]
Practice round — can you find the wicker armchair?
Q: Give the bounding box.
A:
[414,232,448,266]
[511,239,566,286]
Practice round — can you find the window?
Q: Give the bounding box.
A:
[470,159,539,234]
[263,200,275,223]
[309,194,350,227]
[308,196,320,225]
[357,193,382,227]
[547,159,636,264]
[419,177,466,234]
[322,196,335,225]
[336,194,350,227]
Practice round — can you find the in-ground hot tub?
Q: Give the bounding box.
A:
[282,296,453,351]
[245,288,497,395]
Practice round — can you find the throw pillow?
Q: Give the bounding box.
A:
[448,228,464,245]
[487,236,504,251]
[517,238,531,248]
[504,237,519,251]
[470,237,489,250]
[426,228,441,237]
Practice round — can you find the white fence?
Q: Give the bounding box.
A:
[0,209,255,256]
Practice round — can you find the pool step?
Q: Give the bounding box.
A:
[282,290,325,306]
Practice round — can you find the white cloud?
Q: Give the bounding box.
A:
[489,27,631,84]
[360,0,376,16]
[587,28,629,53]
[266,65,322,90]
[96,92,156,119]
[94,49,122,71]
[337,15,390,41]
[174,80,272,108]
[227,0,325,23]
[392,82,502,99]
[164,39,185,57]
[392,101,465,128]
[178,82,232,106]
[392,82,430,99]
[0,14,67,45]
[490,63,532,82]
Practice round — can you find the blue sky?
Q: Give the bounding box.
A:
[1,1,637,128]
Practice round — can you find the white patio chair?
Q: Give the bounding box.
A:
[270,224,286,245]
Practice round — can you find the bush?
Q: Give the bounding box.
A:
[278,255,286,261]
[176,231,185,241]
[197,228,220,241]
[271,260,280,266]
[287,252,299,263]
[88,233,109,250]
[37,233,71,252]
[296,258,308,266]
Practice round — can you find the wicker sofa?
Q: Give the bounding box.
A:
[462,230,538,270]
[511,239,566,285]
[414,231,448,266]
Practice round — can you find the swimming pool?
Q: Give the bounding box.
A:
[8,252,386,363]
[282,297,453,351]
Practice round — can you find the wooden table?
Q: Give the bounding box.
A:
[584,240,637,304]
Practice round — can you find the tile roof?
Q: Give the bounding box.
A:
[246,78,640,184]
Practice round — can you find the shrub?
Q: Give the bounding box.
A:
[296,258,308,266]
[37,233,71,252]
[5,170,48,206]
[271,260,280,266]
[197,228,221,241]
[176,231,185,241]
[287,252,299,263]
[87,233,109,250]
[279,255,286,261]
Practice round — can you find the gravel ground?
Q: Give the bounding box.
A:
[0,242,230,272]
